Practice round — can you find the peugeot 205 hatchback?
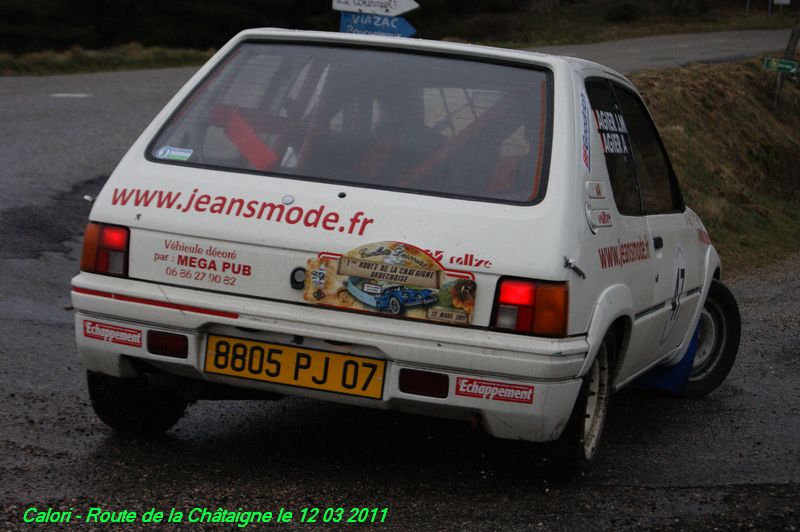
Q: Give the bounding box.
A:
[72,29,740,472]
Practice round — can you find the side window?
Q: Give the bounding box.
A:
[613,86,684,214]
[585,79,642,216]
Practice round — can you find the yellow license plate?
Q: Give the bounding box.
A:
[204,335,385,399]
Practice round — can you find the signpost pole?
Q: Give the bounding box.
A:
[773,14,800,108]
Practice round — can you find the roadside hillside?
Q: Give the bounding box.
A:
[1,0,796,54]
[630,56,800,274]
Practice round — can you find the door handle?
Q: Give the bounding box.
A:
[653,236,664,250]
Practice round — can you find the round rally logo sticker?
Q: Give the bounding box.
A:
[155,146,193,161]
[156,146,173,159]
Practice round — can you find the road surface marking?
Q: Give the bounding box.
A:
[49,93,92,98]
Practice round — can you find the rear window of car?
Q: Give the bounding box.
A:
[148,41,553,204]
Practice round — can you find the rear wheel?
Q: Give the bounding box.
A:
[87,371,188,436]
[684,279,740,397]
[557,331,615,475]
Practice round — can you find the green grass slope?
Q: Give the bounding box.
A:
[0,43,213,75]
[631,56,800,274]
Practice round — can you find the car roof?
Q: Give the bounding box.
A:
[232,27,627,80]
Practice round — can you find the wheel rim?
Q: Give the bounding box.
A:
[389,298,401,314]
[582,344,610,460]
[690,297,726,382]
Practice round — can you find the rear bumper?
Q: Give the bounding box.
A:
[72,273,587,442]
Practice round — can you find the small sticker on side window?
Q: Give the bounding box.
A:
[155,146,193,161]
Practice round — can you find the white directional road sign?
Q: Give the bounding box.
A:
[332,0,419,16]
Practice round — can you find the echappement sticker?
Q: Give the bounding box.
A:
[455,377,534,404]
[83,320,142,348]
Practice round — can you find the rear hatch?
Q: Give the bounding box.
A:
[96,38,561,328]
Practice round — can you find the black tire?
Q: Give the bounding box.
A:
[556,332,615,475]
[87,371,188,436]
[684,279,741,397]
[388,296,403,315]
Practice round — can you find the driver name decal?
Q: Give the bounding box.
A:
[594,109,630,155]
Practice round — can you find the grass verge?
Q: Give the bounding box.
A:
[0,43,214,75]
[630,55,800,274]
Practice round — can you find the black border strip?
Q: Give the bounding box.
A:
[685,286,702,296]
[634,284,703,320]
[634,302,665,320]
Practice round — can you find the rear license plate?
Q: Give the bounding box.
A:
[204,335,385,399]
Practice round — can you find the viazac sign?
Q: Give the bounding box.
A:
[339,12,416,37]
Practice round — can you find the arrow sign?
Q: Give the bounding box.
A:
[333,0,419,16]
[763,57,798,74]
[340,12,416,37]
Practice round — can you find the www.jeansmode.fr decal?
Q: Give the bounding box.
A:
[304,241,477,325]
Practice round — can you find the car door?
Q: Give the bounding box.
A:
[585,78,662,383]
[612,85,699,359]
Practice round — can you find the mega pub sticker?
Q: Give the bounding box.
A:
[304,241,477,325]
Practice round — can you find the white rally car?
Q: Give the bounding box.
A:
[72,29,740,472]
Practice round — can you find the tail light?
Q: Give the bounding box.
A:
[80,222,129,277]
[490,278,568,337]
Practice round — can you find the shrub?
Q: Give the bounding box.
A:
[669,0,712,16]
[604,3,642,23]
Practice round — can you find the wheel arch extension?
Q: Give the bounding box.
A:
[577,284,633,380]
[707,245,721,282]
[609,315,631,381]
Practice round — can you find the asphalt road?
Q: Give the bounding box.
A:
[1,29,798,530]
[534,29,791,73]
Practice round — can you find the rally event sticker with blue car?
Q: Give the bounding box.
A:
[304,241,477,325]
